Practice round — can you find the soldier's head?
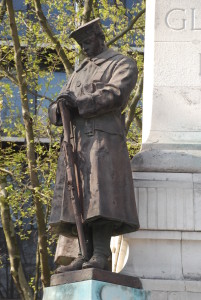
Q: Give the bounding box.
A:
[69,18,106,58]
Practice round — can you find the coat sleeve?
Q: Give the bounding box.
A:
[48,101,62,126]
[77,57,138,118]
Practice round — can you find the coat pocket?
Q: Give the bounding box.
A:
[82,81,106,95]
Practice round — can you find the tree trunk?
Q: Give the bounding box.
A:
[33,0,73,75]
[6,0,50,287]
[0,175,33,300]
[82,0,93,24]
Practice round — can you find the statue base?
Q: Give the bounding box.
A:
[43,269,149,300]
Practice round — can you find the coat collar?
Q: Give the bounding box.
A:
[75,48,120,72]
[92,48,120,65]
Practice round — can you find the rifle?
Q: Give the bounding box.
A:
[58,101,88,260]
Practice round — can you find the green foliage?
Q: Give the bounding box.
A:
[127,118,142,159]
[1,140,59,237]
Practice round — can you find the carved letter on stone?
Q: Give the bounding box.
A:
[165,9,186,31]
[192,8,201,30]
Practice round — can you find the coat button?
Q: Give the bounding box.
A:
[76,81,81,87]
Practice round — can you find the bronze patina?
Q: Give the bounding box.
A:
[48,18,140,273]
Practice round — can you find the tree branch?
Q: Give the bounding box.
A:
[0,167,51,203]
[33,245,40,300]
[0,64,18,84]
[33,0,73,75]
[6,0,50,287]
[106,8,145,47]
[0,167,12,176]
[0,175,33,300]
[125,73,143,134]
[29,90,53,102]
[82,0,93,24]
[0,64,53,102]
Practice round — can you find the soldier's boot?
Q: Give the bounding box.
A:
[54,255,85,273]
[82,223,112,270]
[55,226,93,274]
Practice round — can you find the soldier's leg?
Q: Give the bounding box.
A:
[82,221,113,270]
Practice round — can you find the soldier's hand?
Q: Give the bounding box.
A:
[58,97,77,109]
[56,91,77,110]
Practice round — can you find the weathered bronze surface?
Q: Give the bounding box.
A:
[51,268,142,289]
[48,18,140,268]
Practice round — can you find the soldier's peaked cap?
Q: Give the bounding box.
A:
[69,18,104,44]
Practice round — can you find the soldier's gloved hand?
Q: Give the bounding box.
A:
[56,91,78,111]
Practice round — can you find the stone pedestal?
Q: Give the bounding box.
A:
[129,172,201,278]
[117,172,201,299]
[117,0,201,299]
[43,269,148,300]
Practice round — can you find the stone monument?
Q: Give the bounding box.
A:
[117,0,201,299]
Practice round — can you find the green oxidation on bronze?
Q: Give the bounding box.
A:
[100,285,150,300]
[43,284,75,300]
[43,280,149,300]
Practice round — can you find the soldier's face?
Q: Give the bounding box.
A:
[81,35,103,58]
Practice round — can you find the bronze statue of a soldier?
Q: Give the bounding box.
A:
[48,18,140,273]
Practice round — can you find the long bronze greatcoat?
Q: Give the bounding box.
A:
[48,48,140,237]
